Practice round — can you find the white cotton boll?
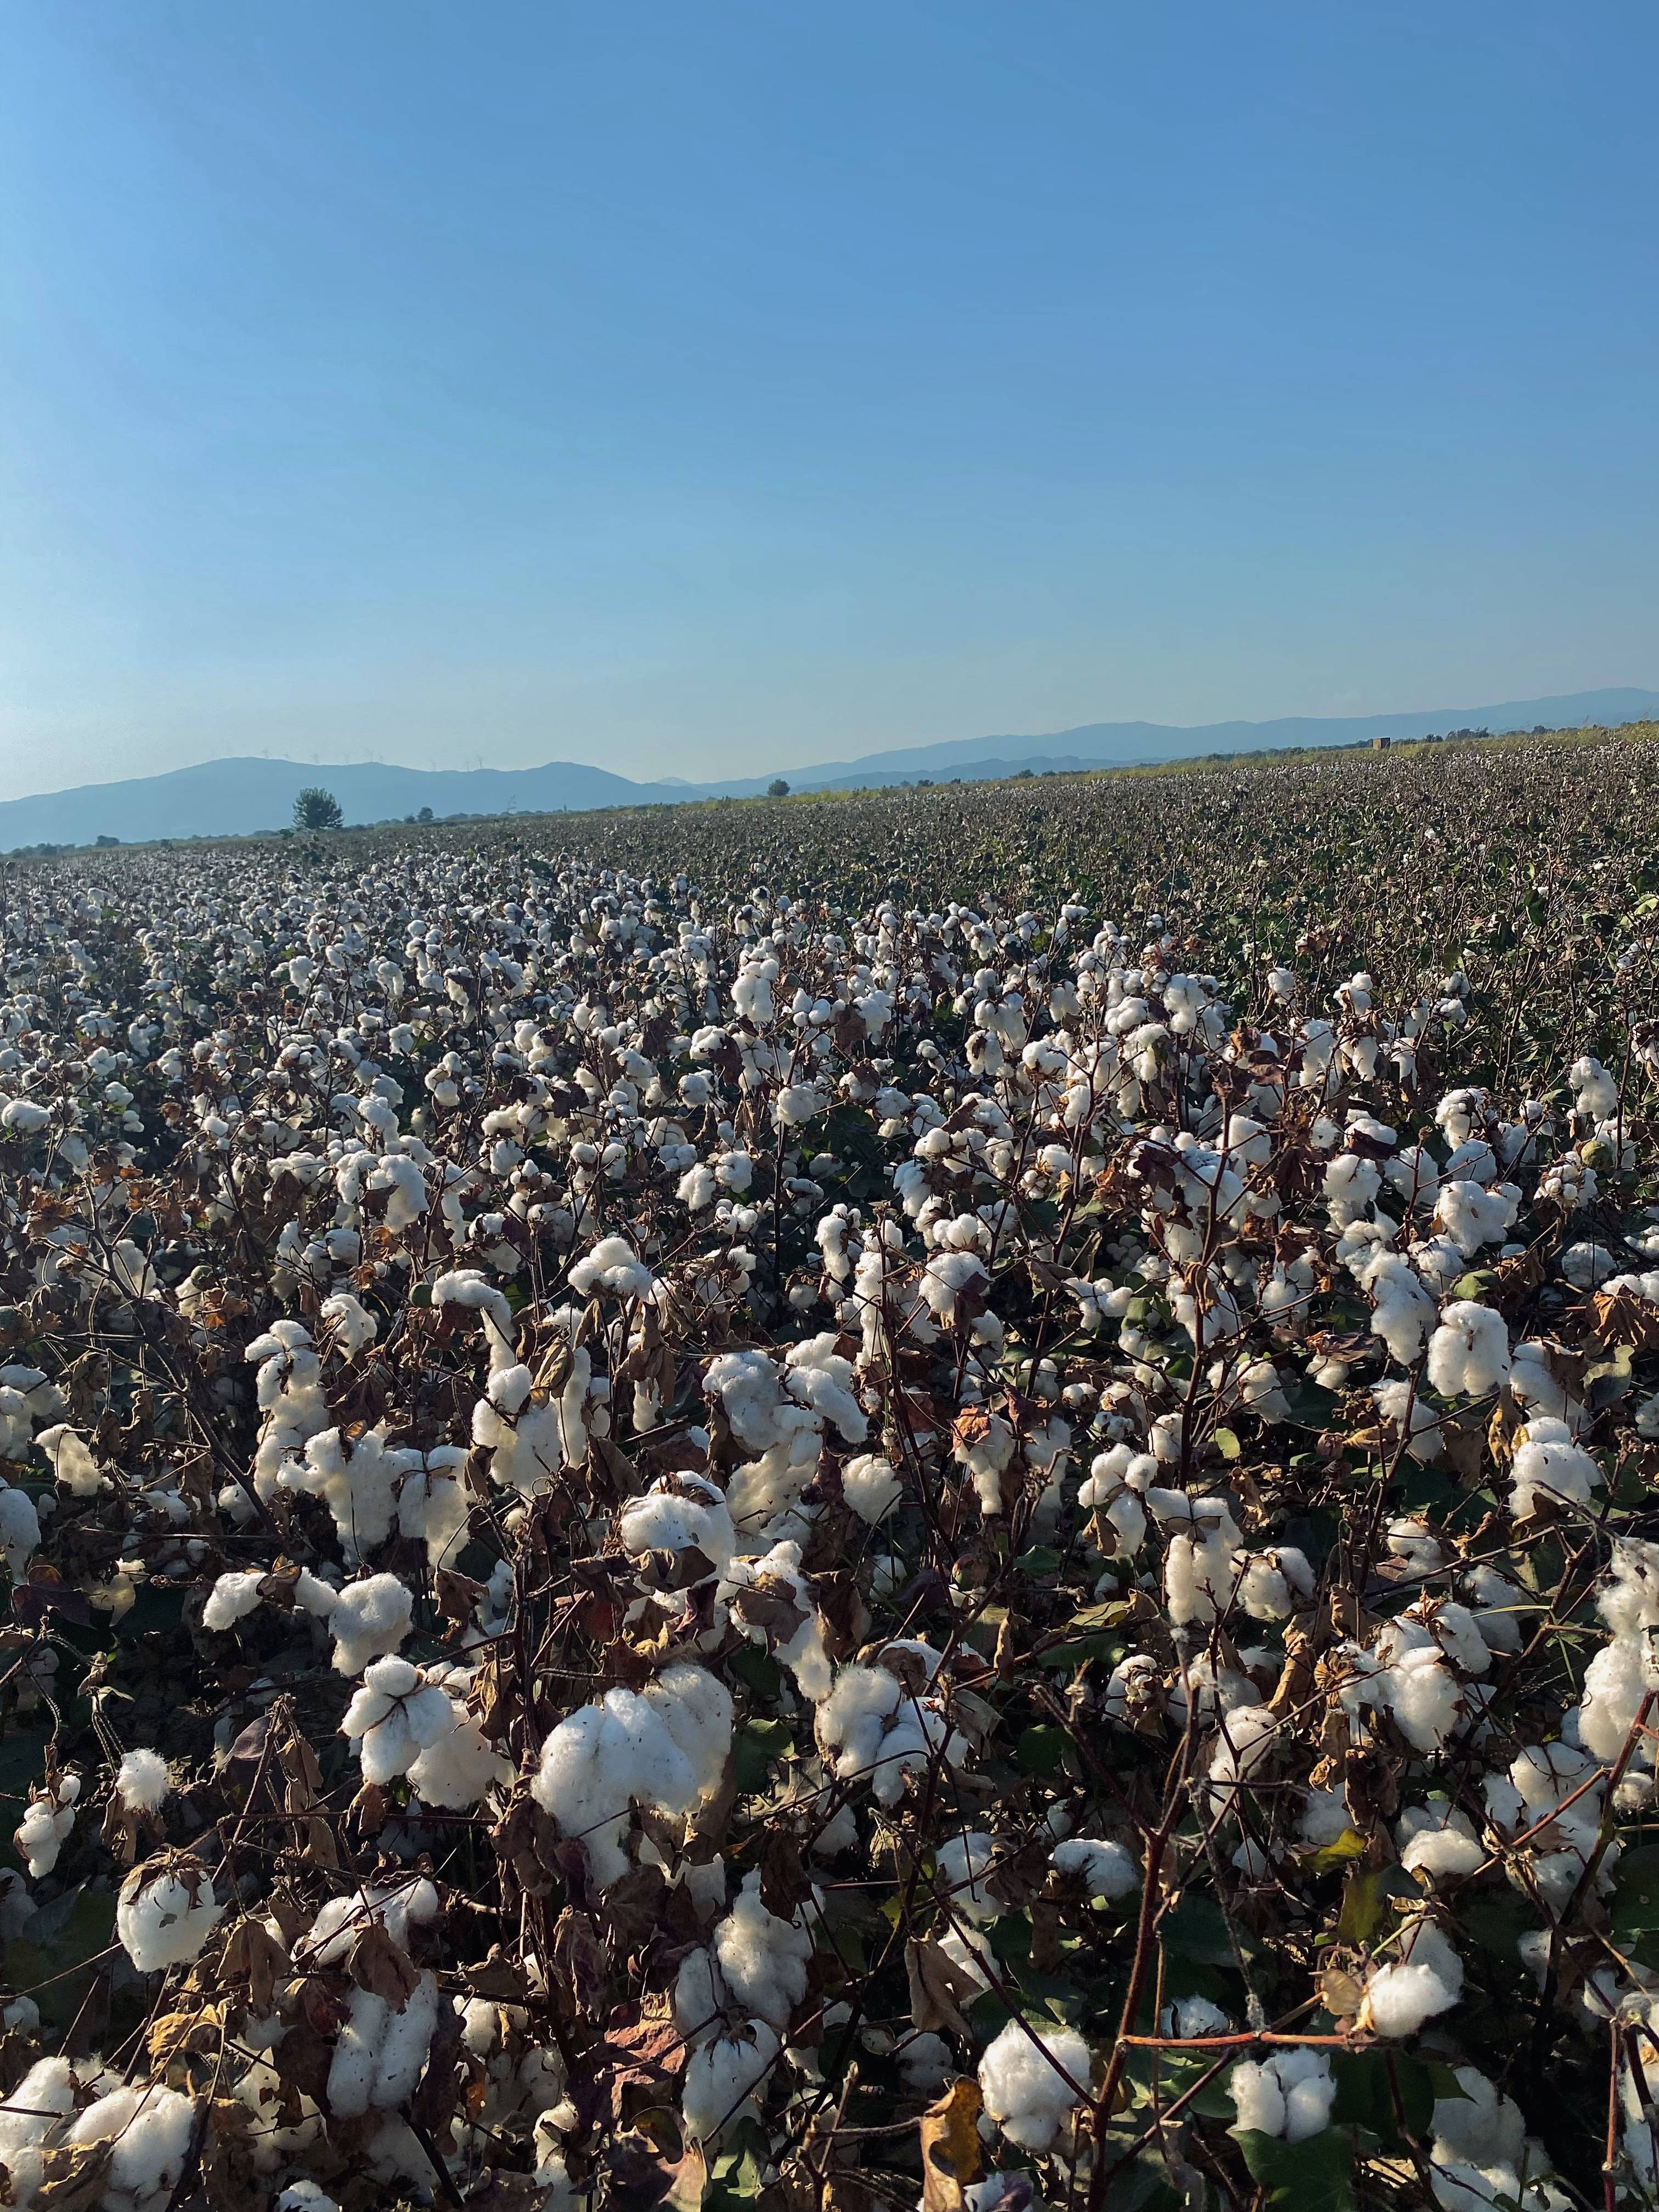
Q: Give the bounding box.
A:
[900,2032,952,2094]
[117,1855,224,1971]
[1435,1180,1519,1260]
[488,1364,533,1415]
[329,1573,413,1674]
[1051,1837,1139,1901]
[712,1872,813,2029]
[1509,1420,1603,1519]
[1427,1303,1512,1398]
[1,1101,49,1136]
[532,1667,732,1886]
[1230,2049,1336,2143]
[0,1485,40,1579]
[620,1474,735,1571]
[978,2018,1091,2153]
[202,1568,264,1632]
[374,1971,440,2107]
[1229,2059,1285,2137]
[1570,1054,1618,1118]
[1578,1636,1648,1763]
[320,1293,379,1357]
[116,1747,171,1813]
[1160,1995,1230,2039]
[36,1425,101,1495]
[567,1234,655,1301]
[937,1832,1002,1923]
[1361,1252,1438,1362]
[1398,1803,1485,1880]
[840,1453,902,1524]
[276,2186,338,2212]
[681,2020,780,2142]
[1238,1547,1313,1623]
[1209,1705,1280,1795]
[15,1775,78,1877]
[1362,1918,1464,2036]
[1431,2066,1527,2172]
[328,1986,388,2119]
[674,1947,727,2045]
[1386,1648,1463,1754]
[67,2084,196,2210]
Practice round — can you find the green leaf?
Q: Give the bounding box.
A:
[1234,2128,1357,2212]
[1337,1867,1382,1948]
[1213,1426,1242,1460]
[1102,2152,1181,2211]
[707,2116,768,2206]
[4,1884,117,2028]
[1016,1724,1069,1776]
[727,1645,782,1697]
[1460,1889,1542,1961]
[0,1729,50,1807]
[1282,1380,1339,1430]
[1015,1545,1063,1575]
[732,1718,793,1793]
[1162,1894,1242,1966]
[1331,2051,1435,2149]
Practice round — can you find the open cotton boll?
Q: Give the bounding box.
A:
[66,2084,196,2211]
[1229,2047,1335,2143]
[0,1485,40,1579]
[1426,1304,1511,1399]
[327,1972,442,2117]
[619,1474,735,1573]
[1509,1419,1603,1519]
[566,1234,654,1300]
[1397,1802,1485,1880]
[1051,1837,1139,1901]
[0,2055,76,2204]
[117,1853,223,1971]
[977,2018,1091,2152]
[710,1871,813,2029]
[840,1453,902,1524]
[937,1832,1002,1922]
[341,1656,458,1784]
[532,1665,732,1885]
[1361,1916,1464,2036]
[35,1425,101,1496]
[303,1877,441,1968]
[15,1773,78,1877]
[275,2186,338,2212]
[116,1747,171,1814]
[681,2020,780,2142]
[320,1291,379,1357]
[1431,2066,1527,2173]
[815,1657,963,1807]
[1160,1994,1231,2038]
[329,1573,414,1674]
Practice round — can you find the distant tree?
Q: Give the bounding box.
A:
[294,787,343,831]
[95,834,120,847]
[768,779,789,798]
[418,805,435,823]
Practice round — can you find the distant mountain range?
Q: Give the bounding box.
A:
[3,686,1655,849]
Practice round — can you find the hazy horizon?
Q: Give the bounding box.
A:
[1,2,1655,799]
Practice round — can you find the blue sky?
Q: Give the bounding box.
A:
[1,2,1654,794]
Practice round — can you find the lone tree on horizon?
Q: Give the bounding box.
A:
[294,787,343,831]
[767,778,789,798]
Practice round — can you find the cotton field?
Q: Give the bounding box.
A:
[0,732,1658,2211]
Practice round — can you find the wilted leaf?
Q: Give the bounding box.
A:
[919,2076,982,2210]
[347,1920,420,2008]
[906,1938,981,2039]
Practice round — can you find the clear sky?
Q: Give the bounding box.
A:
[1,2,1654,795]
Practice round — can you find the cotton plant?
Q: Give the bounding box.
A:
[1,769,1658,2204]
